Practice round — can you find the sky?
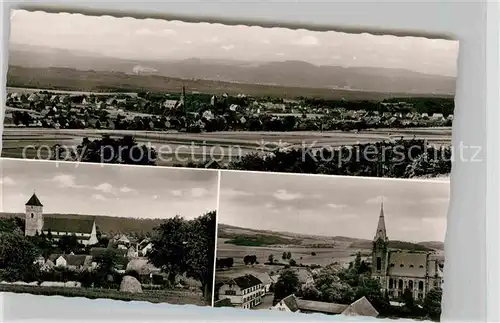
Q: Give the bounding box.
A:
[218,171,449,242]
[0,159,218,220]
[10,9,458,77]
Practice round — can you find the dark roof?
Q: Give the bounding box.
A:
[387,252,428,278]
[228,274,262,289]
[342,296,379,317]
[64,255,88,267]
[43,216,95,234]
[280,294,299,312]
[214,299,234,308]
[90,247,108,257]
[296,299,348,314]
[25,193,43,207]
[48,254,62,262]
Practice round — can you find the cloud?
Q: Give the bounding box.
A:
[119,186,136,194]
[422,197,449,205]
[135,28,154,35]
[365,196,385,205]
[191,188,209,198]
[264,203,275,209]
[52,174,81,188]
[183,40,193,44]
[327,203,348,209]
[152,195,158,200]
[95,183,114,194]
[221,44,235,51]
[275,52,285,56]
[92,194,107,201]
[294,35,319,46]
[171,190,183,197]
[221,189,253,198]
[0,176,16,186]
[162,28,176,35]
[273,189,303,201]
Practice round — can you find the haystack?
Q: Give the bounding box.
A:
[119,275,143,293]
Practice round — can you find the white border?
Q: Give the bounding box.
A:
[1,1,498,322]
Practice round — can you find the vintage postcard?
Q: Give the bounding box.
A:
[0,158,217,306]
[5,10,458,179]
[214,171,447,321]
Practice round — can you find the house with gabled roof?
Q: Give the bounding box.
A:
[24,192,98,246]
[218,274,264,309]
[270,295,378,317]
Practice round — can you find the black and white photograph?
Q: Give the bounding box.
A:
[214,171,447,321]
[0,158,217,306]
[4,9,457,179]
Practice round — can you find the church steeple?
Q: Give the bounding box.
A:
[374,201,388,242]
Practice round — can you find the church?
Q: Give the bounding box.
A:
[370,202,443,301]
[24,192,99,246]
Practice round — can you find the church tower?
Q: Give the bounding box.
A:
[25,192,44,236]
[372,201,389,284]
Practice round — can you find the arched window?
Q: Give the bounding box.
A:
[418,281,424,290]
[31,213,34,218]
[409,280,414,290]
[419,265,424,268]
[390,263,395,267]
[398,279,403,289]
[409,264,414,268]
[400,264,404,267]
[376,257,382,270]
[389,278,393,289]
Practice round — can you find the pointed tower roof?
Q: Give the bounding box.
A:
[25,193,43,207]
[373,202,387,241]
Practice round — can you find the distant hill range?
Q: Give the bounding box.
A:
[8,44,456,95]
[0,212,164,237]
[218,223,444,251]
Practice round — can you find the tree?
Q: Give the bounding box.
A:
[0,232,40,282]
[93,248,121,286]
[286,252,292,260]
[57,235,81,254]
[423,287,442,321]
[282,252,287,261]
[273,269,300,305]
[148,211,216,304]
[311,252,316,256]
[289,259,297,266]
[268,254,274,264]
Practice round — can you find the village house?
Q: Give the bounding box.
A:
[218,274,265,309]
[24,193,99,246]
[138,240,153,256]
[270,294,379,317]
[47,254,92,271]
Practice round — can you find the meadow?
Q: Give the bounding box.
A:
[1,127,452,166]
[0,284,207,306]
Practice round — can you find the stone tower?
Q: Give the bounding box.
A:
[25,192,44,236]
[372,201,389,286]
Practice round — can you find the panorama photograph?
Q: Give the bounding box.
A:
[4,10,457,179]
[0,158,217,306]
[214,171,447,321]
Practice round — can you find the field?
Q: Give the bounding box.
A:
[0,284,207,306]
[217,238,361,268]
[6,66,454,101]
[1,127,452,166]
[215,224,445,286]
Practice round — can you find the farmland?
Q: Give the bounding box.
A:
[0,284,206,306]
[1,127,452,167]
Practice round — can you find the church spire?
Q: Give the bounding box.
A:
[374,200,387,241]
